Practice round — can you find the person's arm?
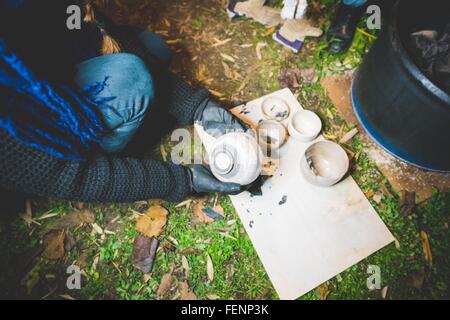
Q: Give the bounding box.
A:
[0,130,191,203]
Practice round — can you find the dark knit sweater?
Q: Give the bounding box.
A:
[0,0,211,202]
[0,73,209,202]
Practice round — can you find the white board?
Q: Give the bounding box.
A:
[199,89,394,300]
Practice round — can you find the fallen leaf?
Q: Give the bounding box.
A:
[394,238,401,250]
[220,53,235,63]
[157,273,174,299]
[64,231,76,252]
[406,270,425,289]
[59,294,76,300]
[222,61,234,80]
[207,294,220,300]
[209,89,225,98]
[36,211,59,221]
[212,38,232,47]
[49,210,95,230]
[381,286,388,299]
[196,64,206,82]
[136,206,168,237]
[160,144,168,161]
[207,254,214,282]
[181,255,190,278]
[278,67,301,93]
[91,223,103,235]
[420,231,433,267]
[372,193,383,204]
[300,68,318,84]
[318,283,330,300]
[400,191,416,216]
[131,235,160,274]
[339,128,358,144]
[179,281,197,300]
[256,42,267,60]
[175,199,193,209]
[192,197,213,224]
[43,231,65,260]
[20,200,34,226]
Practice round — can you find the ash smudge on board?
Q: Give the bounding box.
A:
[278,195,287,205]
[276,110,288,118]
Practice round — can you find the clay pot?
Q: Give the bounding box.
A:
[209,132,263,185]
[300,141,349,187]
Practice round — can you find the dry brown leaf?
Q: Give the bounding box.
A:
[160,144,168,161]
[131,235,160,274]
[212,38,232,47]
[318,283,330,300]
[207,254,214,282]
[406,270,425,289]
[339,128,358,144]
[136,206,168,237]
[220,53,235,63]
[400,191,416,216]
[372,193,383,204]
[196,64,206,82]
[381,286,388,299]
[175,199,192,209]
[179,281,197,300]
[394,238,401,250]
[92,223,103,235]
[420,231,433,267]
[209,89,225,98]
[49,210,95,230]
[20,199,33,226]
[181,255,190,278]
[43,231,65,260]
[256,42,267,60]
[157,273,173,299]
[192,197,213,223]
[222,62,234,80]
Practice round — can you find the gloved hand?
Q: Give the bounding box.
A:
[194,98,249,137]
[188,164,243,195]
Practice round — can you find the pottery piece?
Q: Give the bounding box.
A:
[300,140,349,187]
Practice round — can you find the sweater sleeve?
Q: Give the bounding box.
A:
[164,74,210,125]
[0,131,192,203]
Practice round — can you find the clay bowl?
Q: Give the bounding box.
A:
[288,110,322,142]
[256,120,287,150]
[261,97,291,121]
[300,141,349,187]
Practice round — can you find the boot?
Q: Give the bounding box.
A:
[327,2,366,54]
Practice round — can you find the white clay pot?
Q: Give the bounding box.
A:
[256,120,287,150]
[209,132,263,185]
[300,140,349,187]
[261,97,291,121]
[288,110,322,142]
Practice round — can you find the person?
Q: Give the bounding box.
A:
[227,0,369,54]
[0,0,249,204]
[327,0,368,54]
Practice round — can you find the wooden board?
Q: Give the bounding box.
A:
[198,89,394,300]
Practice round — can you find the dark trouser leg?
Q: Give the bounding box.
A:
[327,0,368,54]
